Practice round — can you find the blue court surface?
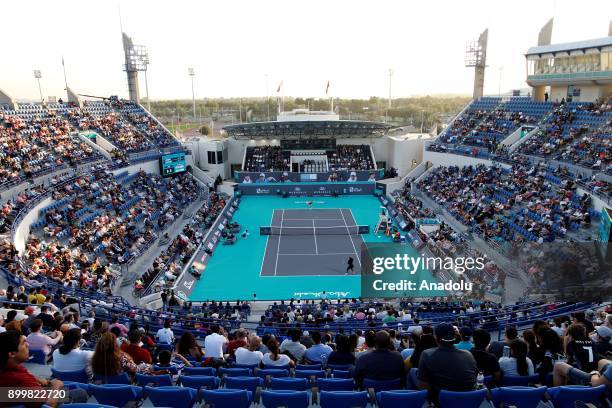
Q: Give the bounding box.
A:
[188,195,412,301]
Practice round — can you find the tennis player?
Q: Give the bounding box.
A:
[306,200,313,209]
[346,256,355,275]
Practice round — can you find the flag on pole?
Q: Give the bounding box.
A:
[276,81,283,93]
[325,80,330,95]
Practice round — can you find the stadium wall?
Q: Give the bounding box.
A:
[13,196,52,255]
[236,181,376,196]
[423,150,511,169]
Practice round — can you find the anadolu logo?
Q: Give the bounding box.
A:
[349,187,362,193]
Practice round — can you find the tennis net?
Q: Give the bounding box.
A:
[260,225,369,236]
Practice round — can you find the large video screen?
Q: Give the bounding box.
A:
[160,152,187,177]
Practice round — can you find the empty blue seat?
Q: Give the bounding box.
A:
[548,385,606,408]
[183,366,216,376]
[178,375,220,390]
[28,349,47,364]
[331,369,352,378]
[491,386,547,408]
[88,384,143,407]
[92,373,131,384]
[261,390,309,408]
[296,363,322,371]
[327,364,352,371]
[319,391,369,408]
[224,376,263,394]
[144,386,198,408]
[376,390,428,408]
[219,367,250,377]
[362,378,401,392]
[439,389,488,408]
[501,374,540,387]
[135,373,173,387]
[202,389,252,408]
[316,378,354,391]
[51,368,89,383]
[295,369,326,380]
[270,377,309,391]
[256,368,289,380]
[231,363,259,370]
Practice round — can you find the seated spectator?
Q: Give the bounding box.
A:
[0,331,87,405]
[355,331,405,387]
[262,338,293,367]
[120,329,152,364]
[565,324,598,372]
[227,329,247,358]
[470,329,501,384]
[304,331,333,364]
[554,358,612,387]
[26,319,62,357]
[176,331,204,362]
[327,334,356,366]
[499,339,534,377]
[488,326,518,359]
[52,328,93,373]
[417,323,477,399]
[406,333,437,369]
[455,327,474,350]
[203,325,228,360]
[91,332,152,377]
[235,335,264,366]
[279,329,307,362]
[156,320,175,345]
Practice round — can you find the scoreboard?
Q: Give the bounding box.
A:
[160,152,187,177]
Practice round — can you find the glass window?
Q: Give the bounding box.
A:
[207,151,216,164]
[217,151,223,164]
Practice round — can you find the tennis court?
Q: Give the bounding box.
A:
[260,208,365,276]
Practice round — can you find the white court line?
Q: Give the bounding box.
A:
[278,252,357,256]
[312,219,318,255]
[341,208,362,267]
[281,218,344,221]
[259,209,276,277]
[273,209,285,276]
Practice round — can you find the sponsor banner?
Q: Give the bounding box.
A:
[237,169,384,183]
[237,181,376,196]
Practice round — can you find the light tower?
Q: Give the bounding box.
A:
[33,70,43,103]
[465,29,488,100]
[188,67,196,121]
[122,33,150,108]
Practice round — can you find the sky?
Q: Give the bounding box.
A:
[1,0,610,101]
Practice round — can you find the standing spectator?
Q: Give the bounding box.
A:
[156,320,175,345]
[304,331,333,364]
[499,340,534,377]
[26,319,62,358]
[236,335,264,365]
[417,323,478,400]
[354,331,405,387]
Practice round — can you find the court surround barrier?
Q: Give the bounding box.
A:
[236,169,384,183]
[236,181,376,196]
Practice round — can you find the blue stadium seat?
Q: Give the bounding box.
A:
[264,364,291,370]
[219,367,251,377]
[135,373,173,387]
[231,363,259,370]
[51,368,89,383]
[296,363,322,371]
[295,369,326,380]
[178,375,220,390]
[261,390,309,408]
[43,405,115,408]
[183,366,216,376]
[88,384,143,407]
[269,377,309,391]
[501,374,540,387]
[362,378,401,392]
[256,368,289,380]
[28,349,47,364]
[548,385,606,408]
[316,378,354,391]
[92,373,131,384]
[491,386,547,408]
[376,390,428,408]
[202,389,252,408]
[438,389,489,408]
[224,376,263,394]
[327,364,352,371]
[144,386,198,408]
[331,369,352,378]
[319,391,370,408]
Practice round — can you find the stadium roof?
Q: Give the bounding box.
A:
[526,36,612,56]
[223,120,393,139]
